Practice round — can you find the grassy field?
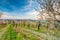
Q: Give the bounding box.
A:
[19,21,60,37]
[0,20,60,40]
[1,24,41,40]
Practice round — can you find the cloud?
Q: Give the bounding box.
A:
[0,12,13,19]
[0,14,20,19]
[1,15,13,19]
[0,0,18,12]
[0,10,38,20]
[0,0,38,20]
[11,0,35,16]
[22,10,38,19]
[15,0,34,12]
[24,0,33,8]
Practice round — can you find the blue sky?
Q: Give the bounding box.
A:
[0,0,38,19]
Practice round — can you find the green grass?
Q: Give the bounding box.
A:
[1,25,18,40]
[52,29,60,37]
[1,24,41,40]
[0,24,7,30]
[20,25,47,33]
[0,22,60,40]
[19,24,60,37]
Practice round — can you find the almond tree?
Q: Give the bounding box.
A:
[35,0,60,28]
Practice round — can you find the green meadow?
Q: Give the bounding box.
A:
[0,20,60,40]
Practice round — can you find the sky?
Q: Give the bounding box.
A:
[0,0,38,19]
